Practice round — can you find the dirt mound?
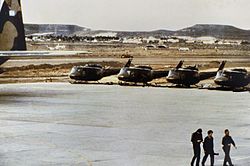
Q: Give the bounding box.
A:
[4,61,124,72]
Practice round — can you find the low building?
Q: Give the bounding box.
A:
[178,47,190,51]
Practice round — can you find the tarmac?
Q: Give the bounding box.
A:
[0,83,249,166]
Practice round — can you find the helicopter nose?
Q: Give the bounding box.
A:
[166,70,178,80]
[214,76,228,83]
[166,74,179,81]
[166,75,177,80]
[118,68,129,80]
[118,71,130,80]
[69,73,78,79]
[69,70,82,79]
[118,74,126,80]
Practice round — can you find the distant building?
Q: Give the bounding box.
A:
[123,38,143,44]
[217,40,241,45]
[143,36,160,44]
[167,38,179,43]
[185,40,195,44]
[93,32,117,38]
[178,47,190,51]
[196,36,217,44]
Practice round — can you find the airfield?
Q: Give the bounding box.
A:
[1,0,250,165]
[1,43,250,86]
[0,83,249,166]
[0,42,249,166]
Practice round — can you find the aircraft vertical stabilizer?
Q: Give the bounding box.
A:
[176,60,184,69]
[218,61,226,71]
[124,58,133,67]
[0,0,26,51]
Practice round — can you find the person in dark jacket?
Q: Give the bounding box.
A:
[202,130,215,166]
[222,129,236,166]
[191,128,203,166]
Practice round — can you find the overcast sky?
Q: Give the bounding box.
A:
[21,0,250,31]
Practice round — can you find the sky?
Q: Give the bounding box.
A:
[20,0,250,31]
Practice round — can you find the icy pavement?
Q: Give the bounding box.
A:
[0,83,249,166]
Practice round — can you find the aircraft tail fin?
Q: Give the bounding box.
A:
[176,60,184,69]
[124,58,133,67]
[218,61,226,71]
[0,0,26,51]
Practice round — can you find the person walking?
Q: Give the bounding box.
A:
[191,128,203,166]
[222,129,237,166]
[201,130,215,166]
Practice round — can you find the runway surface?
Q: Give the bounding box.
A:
[2,56,250,67]
[0,83,249,166]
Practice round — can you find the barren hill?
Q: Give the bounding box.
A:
[25,24,90,36]
[175,24,250,40]
[24,24,250,40]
